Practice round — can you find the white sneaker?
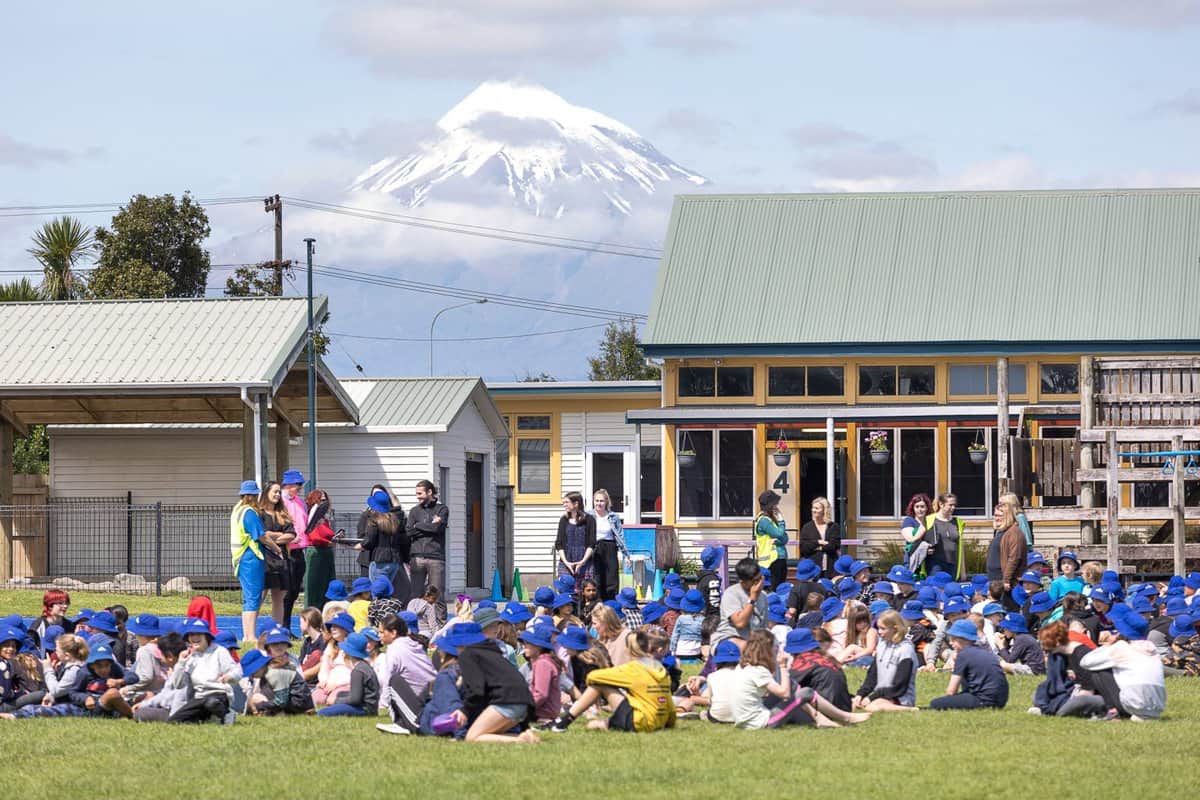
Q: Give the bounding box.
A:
[376,723,411,735]
[1026,707,1042,715]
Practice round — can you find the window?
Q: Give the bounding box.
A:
[639,445,662,523]
[516,415,550,431]
[766,365,846,398]
[677,366,754,398]
[949,429,989,516]
[949,363,1027,396]
[516,439,550,494]
[858,365,935,397]
[677,429,755,518]
[495,438,510,486]
[858,428,936,517]
[509,413,557,499]
[1040,363,1079,394]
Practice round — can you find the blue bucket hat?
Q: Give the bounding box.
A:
[760,567,773,588]
[500,601,532,625]
[664,572,684,589]
[1,614,26,631]
[1089,587,1113,606]
[981,602,1005,617]
[473,608,500,630]
[944,597,971,616]
[0,627,22,646]
[998,612,1028,634]
[664,588,685,611]
[1019,570,1043,586]
[551,593,574,611]
[1166,586,1185,599]
[713,639,743,664]
[281,469,304,486]
[917,586,940,610]
[127,614,161,637]
[518,625,555,650]
[641,602,667,624]
[88,611,119,635]
[887,565,915,585]
[1169,613,1197,638]
[1100,580,1125,601]
[603,600,625,619]
[900,600,925,621]
[617,587,639,609]
[264,626,292,646]
[1028,592,1055,614]
[1128,595,1155,615]
[849,560,871,578]
[366,489,390,514]
[681,589,705,614]
[533,586,555,607]
[1012,585,1030,606]
[340,632,371,660]
[819,578,836,594]
[971,574,990,592]
[946,619,980,642]
[700,545,723,570]
[869,600,891,617]
[1027,551,1047,567]
[443,621,487,650]
[370,575,394,600]
[215,630,239,650]
[943,584,965,601]
[73,608,96,625]
[783,627,820,654]
[768,605,789,625]
[1168,575,1185,590]
[477,599,497,610]
[1102,569,1119,584]
[775,582,793,599]
[1110,604,1148,640]
[239,479,261,496]
[435,638,459,657]
[324,580,348,601]
[927,571,953,587]
[239,649,271,678]
[820,596,845,623]
[1058,551,1080,568]
[398,610,420,630]
[794,559,821,581]
[873,581,895,596]
[833,554,855,576]
[556,625,591,652]
[327,612,356,634]
[350,577,373,597]
[1186,572,1200,590]
[837,577,859,601]
[1165,597,1190,617]
[86,642,115,665]
[553,574,577,595]
[40,624,64,653]
[361,627,381,643]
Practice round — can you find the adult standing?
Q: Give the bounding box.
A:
[230,479,266,643]
[556,491,596,584]
[304,489,339,609]
[355,484,391,578]
[279,470,309,627]
[408,479,449,612]
[900,494,932,569]
[986,503,1027,611]
[590,489,628,602]
[798,497,841,578]
[362,488,411,606]
[754,490,788,589]
[258,481,296,626]
[924,493,965,580]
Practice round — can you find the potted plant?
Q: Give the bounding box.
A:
[773,434,792,466]
[677,430,697,469]
[866,430,890,465]
[968,441,988,465]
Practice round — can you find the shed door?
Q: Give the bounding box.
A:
[585,446,634,520]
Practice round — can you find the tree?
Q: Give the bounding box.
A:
[28,216,93,300]
[14,426,48,475]
[0,278,43,302]
[520,371,557,382]
[91,193,211,298]
[224,262,287,298]
[587,319,659,381]
[85,258,172,299]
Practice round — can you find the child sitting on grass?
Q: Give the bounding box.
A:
[407,586,443,639]
[996,613,1046,675]
[117,615,167,707]
[1049,551,1085,602]
[854,610,919,712]
[668,589,706,660]
[1,633,89,719]
[929,619,1009,711]
[519,624,562,724]
[314,612,355,706]
[167,618,242,723]
[130,633,189,722]
[317,632,379,717]
[250,627,313,715]
[298,607,325,685]
[346,577,374,632]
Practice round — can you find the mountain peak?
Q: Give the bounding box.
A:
[349,81,707,217]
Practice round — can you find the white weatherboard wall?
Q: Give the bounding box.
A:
[432,401,497,591]
[510,412,659,581]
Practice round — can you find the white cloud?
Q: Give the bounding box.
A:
[1147,88,1200,117]
[0,133,74,168]
[655,109,732,146]
[809,0,1200,26]
[789,123,869,149]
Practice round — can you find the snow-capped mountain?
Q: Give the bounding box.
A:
[348,81,708,218]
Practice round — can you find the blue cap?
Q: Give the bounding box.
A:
[239,480,261,496]
[1110,604,1149,640]
[398,611,420,630]
[664,588,685,611]
[1058,550,1079,567]
[887,565,915,585]
[603,600,625,619]
[324,580,348,601]
[551,593,574,611]
[998,612,1028,634]
[873,581,895,596]
[361,627,381,643]
[556,625,591,652]
[837,577,859,600]
[900,600,925,621]
[617,587,639,609]
[127,614,160,637]
[768,605,789,625]
[820,596,845,623]
[868,600,891,617]
[442,622,487,650]
[40,624,64,653]
[681,589,705,614]
[1165,597,1190,617]
[713,639,743,664]
[88,611,119,635]
[1027,551,1047,566]
[641,602,666,624]
[350,577,373,597]
[86,642,115,665]
[239,648,271,677]
[215,630,239,649]
[370,575,394,600]
[700,545,723,570]
[944,598,971,616]
[1186,572,1200,590]
[1019,570,1043,585]
[366,489,390,514]
[327,612,356,633]
[794,559,821,581]
[518,625,555,650]
[783,627,820,654]
[1028,592,1055,614]
[340,632,371,660]
[946,619,980,642]
[981,602,1005,617]
[533,586,555,606]
[500,601,532,625]
[833,554,855,575]
[553,574,576,594]
[281,470,304,486]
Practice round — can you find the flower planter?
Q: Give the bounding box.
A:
[869,449,890,465]
[677,452,696,469]
[968,449,988,465]
[772,451,792,466]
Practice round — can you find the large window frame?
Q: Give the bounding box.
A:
[675,364,756,403]
[948,363,1029,398]
[857,427,939,520]
[766,365,847,401]
[856,364,936,400]
[947,427,995,518]
[676,427,756,521]
[1039,362,1080,396]
[502,413,560,503]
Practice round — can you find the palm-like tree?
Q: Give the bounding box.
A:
[0,278,43,302]
[28,216,93,300]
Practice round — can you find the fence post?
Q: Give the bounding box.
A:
[126,490,133,575]
[155,502,163,597]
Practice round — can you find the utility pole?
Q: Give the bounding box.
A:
[304,238,318,492]
[263,195,286,295]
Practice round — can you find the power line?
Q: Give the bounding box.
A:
[327,320,622,343]
[0,196,264,218]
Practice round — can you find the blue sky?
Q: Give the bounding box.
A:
[2,1,1198,378]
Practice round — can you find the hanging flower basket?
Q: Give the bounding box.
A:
[866,430,890,464]
[677,450,697,469]
[773,434,792,466]
[968,445,988,465]
[870,449,891,465]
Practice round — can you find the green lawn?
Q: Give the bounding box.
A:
[0,588,243,618]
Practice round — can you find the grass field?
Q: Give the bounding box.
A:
[1,588,1197,799]
[0,589,243,618]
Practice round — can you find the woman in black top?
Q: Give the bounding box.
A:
[361,487,411,606]
[798,497,841,578]
[555,492,597,583]
[257,481,295,626]
[452,623,538,743]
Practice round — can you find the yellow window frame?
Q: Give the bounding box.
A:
[508,412,561,504]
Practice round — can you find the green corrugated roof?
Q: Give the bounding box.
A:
[645,189,1200,354]
[340,377,507,436]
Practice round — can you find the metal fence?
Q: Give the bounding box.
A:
[2,499,361,593]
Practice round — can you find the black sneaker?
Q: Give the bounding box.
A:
[542,712,574,733]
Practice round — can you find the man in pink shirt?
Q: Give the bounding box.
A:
[280,470,308,625]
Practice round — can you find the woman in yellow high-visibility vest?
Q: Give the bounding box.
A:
[923,493,965,580]
[230,479,266,643]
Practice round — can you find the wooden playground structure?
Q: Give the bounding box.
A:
[1009,356,1200,576]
